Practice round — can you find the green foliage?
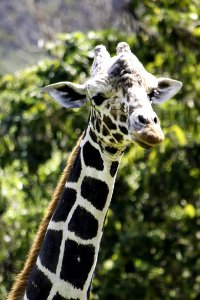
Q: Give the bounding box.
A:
[1,2,200,299]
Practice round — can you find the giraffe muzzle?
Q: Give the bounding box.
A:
[132,123,165,148]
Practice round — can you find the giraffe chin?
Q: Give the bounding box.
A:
[135,140,153,149]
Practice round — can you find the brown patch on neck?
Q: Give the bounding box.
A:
[7,134,83,300]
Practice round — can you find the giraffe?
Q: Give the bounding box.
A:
[8,42,182,300]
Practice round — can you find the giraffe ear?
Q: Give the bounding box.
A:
[150,78,183,104]
[44,82,87,108]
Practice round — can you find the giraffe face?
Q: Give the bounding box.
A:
[86,76,163,149]
[87,89,145,149]
[44,42,182,150]
[85,49,182,149]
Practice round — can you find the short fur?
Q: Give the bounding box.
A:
[7,135,83,300]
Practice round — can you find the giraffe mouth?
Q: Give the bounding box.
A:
[132,124,165,148]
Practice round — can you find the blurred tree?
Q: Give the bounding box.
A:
[0,0,131,74]
[1,1,200,299]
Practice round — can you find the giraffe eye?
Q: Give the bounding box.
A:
[92,93,107,106]
[148,89,159,103]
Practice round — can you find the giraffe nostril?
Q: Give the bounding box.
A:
[154,117,158,124]
[138,115,147,125]
[138,115,158,125]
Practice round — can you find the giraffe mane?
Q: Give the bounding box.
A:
[7,134,83,300]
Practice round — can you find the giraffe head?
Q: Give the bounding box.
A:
[45,42,182,150]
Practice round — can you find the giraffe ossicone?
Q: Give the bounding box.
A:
[8,42,182,300]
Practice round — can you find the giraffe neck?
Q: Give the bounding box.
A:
[25,126,124,300]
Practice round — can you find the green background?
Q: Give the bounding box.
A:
[0,1,200,299]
